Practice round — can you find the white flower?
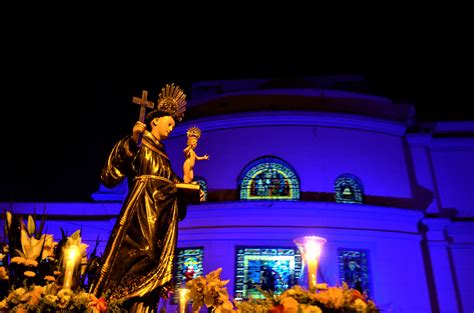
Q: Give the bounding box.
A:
[186,268,234,312]
[20,227,55,261]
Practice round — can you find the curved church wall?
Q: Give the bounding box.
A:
[166,111,412,200]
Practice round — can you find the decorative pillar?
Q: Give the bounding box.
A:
[421,218,459,312]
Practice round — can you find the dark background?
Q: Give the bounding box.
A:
[1,19,473,202]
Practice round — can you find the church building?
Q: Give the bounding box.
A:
[2,76,473,312]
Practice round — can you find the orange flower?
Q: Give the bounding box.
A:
[23,271,36,277]
[281,297,299,313]
[352,289,366,302]
[26,291,41,306]
[44,275,56,282]
[15,307,28,313]
[89,296,108,312]
[10,256,25,264]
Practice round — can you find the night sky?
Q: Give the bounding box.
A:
[1,26,472,202]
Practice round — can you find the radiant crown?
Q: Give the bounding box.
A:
[186,126,201,139]
[149,83,187,122]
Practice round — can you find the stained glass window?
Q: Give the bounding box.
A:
[235,247,302,300]
[334,174,364,204]
[194,176,208,201]
[172,247,204,304]
[239,156,300,200]
[337,248,371,297]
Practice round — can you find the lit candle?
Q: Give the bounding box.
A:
[63,246,80,289]
[178,288,190,313]
[294,236,327,292]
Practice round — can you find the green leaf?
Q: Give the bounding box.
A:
[14,249,25,258]
[37,204,47,239]
[27,215,36,236]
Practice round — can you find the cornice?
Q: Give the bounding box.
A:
[171,111,406,137]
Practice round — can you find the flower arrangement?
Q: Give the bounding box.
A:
[185,268,380,313]
[0,210,124,312]
[185,268,234,313]
[0,285,110,312]
[235,283,380,313]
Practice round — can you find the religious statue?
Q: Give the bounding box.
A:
[89,83,198,312]
[183,126,210,184]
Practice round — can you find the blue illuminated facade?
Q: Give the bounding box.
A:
[3,76,474,312]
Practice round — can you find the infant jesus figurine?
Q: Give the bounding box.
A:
[183,126,210,184]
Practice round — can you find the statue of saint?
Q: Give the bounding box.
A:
[89,83,195,312]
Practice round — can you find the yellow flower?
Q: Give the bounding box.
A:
[57,288,73,308]
[280,296,299,313]
[315,286,344,309]
[352,298,368,312]
[24,287,43,307]
[43,294,58,306]
[32,285,44,295]
[0,266,9,280]
[0,299,8,309]
[13,287,26,297]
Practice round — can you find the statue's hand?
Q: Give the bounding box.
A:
[132,121,146,144]
[203,154,210,160]
[158,282,172,300]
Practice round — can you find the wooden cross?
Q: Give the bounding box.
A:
[132,90,155,147]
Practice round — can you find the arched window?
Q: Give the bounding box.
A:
[334,174,364,204]
[172,247,204,304]
[239,156,300,200]
[194,176,208,202]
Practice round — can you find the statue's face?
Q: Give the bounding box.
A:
[188,137,198,148]
[151,116,175,141]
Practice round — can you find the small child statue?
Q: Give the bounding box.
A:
[183,126,210,184]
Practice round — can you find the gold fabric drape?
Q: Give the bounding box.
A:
[89,131,185,312]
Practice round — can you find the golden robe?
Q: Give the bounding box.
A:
[89,131,185,311]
